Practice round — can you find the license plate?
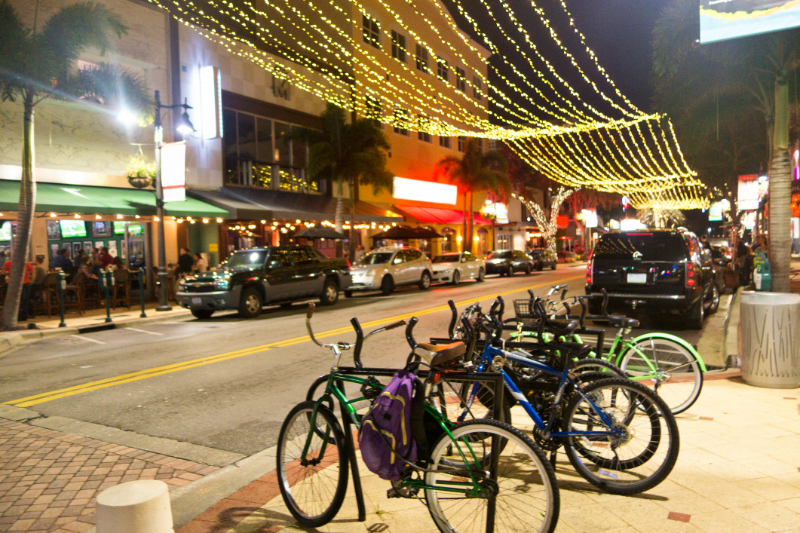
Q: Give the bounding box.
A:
[627,273,647,284]
[192,298,202,305]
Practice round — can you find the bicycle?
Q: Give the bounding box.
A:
[276,304,560,533]
[507,286,707,414]
[450,299,680,495]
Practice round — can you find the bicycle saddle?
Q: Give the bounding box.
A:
[546,319,579,337]
[607,315,640,329]
[414,341,466,366]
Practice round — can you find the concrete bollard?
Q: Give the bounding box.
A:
[96,480,174,533]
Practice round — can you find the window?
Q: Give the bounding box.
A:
[488,138,497,151]
[362,14,380,49]
[418,115,431,143]
[456,67,466,92]
[439,136,450,148]
[473,76,482,100]
[365,95,382,124]
[457,136,466,152]
[391,30,406,63]
[415,44,429,73]
[393,107,409,135]
[437,58,449,82]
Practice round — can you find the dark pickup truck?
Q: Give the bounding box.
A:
[177,246,351,319]
[586,229,723,329]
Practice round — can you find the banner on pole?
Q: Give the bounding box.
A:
[161,141,186,202]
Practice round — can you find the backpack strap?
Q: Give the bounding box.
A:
[408,375,429,459]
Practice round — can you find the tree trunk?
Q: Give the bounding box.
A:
[334,177,344,257]
[769,75,790,293]
[2,93,36,330]
[348,176,356,263]
[467,191,474,254]
[462,191,468,252]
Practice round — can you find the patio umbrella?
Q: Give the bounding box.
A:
[412,227,443,239]
[293,225,348,239]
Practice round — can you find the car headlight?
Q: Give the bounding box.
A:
[214,279,229,290]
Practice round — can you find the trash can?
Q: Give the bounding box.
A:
[740,291,800,388]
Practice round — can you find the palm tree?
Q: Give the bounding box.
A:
[434,139,509,252]
[0,0,149,330]
[287,104,392,260]
[638,208,686,229]
[652,0,800,292]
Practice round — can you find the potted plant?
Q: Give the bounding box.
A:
[124,155,156,189]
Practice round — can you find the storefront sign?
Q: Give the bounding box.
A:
[200,66,222,139]
[161,141,186,202]
[481,202,509,224]
[579,209,598,228]
[393,177,457,205]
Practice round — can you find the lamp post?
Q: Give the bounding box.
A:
[152,90,194,311]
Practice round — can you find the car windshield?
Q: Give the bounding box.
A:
[432,254,460,264]
[226,250,267,269]
[593,233,687,261]
[357,252,394,265]
[487,251,512,260]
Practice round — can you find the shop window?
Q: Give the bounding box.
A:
[391,30,406,62]
[362,15,381,49]
[441,227,456,253]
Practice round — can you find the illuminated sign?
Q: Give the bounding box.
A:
[700,0,800,44]
[161,141,186,202]
[579,209,598,228]
[392,177,457,205]
[199,66,222,139]
[481,202,509,224]
[620,218,646,231]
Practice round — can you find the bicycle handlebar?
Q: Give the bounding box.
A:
[447,300,457,339]
[406,317,419,349]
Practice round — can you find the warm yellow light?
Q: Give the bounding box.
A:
[474,236,479,242]
[95,214,101,219]
[154,216,159,222]
[456,235,463,242]
[261,220,266,224]
[50,213,56,217]
[203,218,209,223]
[116,214,123,219]
[177,219,183,223]
[135,214,140,219]
[74,214,81,219]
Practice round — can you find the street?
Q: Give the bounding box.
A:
[1,264,703,456]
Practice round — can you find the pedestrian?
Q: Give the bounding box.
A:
[0,250,10,269]
[178,248,194,276]
[52,249,73,280]
[354,244,365,263]
[29,256,48,318]
[99,247,113,269]
[194,252,207,273]
[2,254,35,321]
[700,234,711,250]
[72,248,85,272]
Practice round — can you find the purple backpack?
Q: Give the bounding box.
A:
[358,370,418,481]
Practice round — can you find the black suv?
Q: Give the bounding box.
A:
[527,248,557,271]
[177,246,351,319]
[485,250,536,276]
[586,230,722,329]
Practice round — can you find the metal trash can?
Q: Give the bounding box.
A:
[740,291,800,388]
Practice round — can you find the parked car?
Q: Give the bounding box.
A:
[527,248,557,271]
[431,252,486,284]
[347,246,432,296]
[176,246,351,319]
[484,250,536,276]
[586,229,722,329]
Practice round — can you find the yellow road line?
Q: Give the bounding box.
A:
[5,276,582,407]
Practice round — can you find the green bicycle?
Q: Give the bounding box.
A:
[276,304,560,533]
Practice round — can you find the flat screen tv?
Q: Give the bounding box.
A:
[113,221,127,235]
[128,224,144,236]
[0,221,11,241]
[59,220,88,238]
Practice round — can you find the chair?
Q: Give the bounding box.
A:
[63,271,85,316]
[112,269,131,309]
[33,273,58,318]
[166,269,177,302]
[82,271,102,310]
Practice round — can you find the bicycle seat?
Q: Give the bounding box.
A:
[414,342,466,366]
[608,315,640,329]
[547,319,579,337]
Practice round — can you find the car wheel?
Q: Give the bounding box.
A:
[508,265,514,276]
[707,284,720,314]
[686,296,704,329]
[551,262,557,271]
[320,278,339,306]
[537,261,543,271]
[380,275,394,296]
[419,271,431,290]
[344,290,353,298]
[238,287,262,318]
[525,264,531,275]
[477,268,485,282]
[452,270,460,285]
[191,309,214,319]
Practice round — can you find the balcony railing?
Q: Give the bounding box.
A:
[225,159,321,194]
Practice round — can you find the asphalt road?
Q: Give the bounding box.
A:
[0,264,704,456]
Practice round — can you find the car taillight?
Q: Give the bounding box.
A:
[586,251,593,285]
[685,262,695,287]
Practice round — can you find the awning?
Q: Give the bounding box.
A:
[189,187,401,223]
[0,180,228,218]
[394,205,492,225]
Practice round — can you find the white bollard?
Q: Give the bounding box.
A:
[96,480,174,533]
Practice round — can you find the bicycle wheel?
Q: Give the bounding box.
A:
[619,337,703,414]
[445,380,512,424]
[276,401,348,527]
[425,419,559,533]
[572,358,628,383]
[562,378,679,495]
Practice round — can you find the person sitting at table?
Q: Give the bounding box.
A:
[80,256,98,280]
[99,247,113,269]
[2,253,35,321]
[51,249,74,280]
[110,257,125,271]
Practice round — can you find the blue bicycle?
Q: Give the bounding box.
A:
[450,299,680,495]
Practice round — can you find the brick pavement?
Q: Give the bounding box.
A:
[0,418,219,533]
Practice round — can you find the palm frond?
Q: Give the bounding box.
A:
[40,2,127,69]
[0,0,30,101]
[56,62,150,118]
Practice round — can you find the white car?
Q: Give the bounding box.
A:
[431,252,486,285]
[346,247,433,296]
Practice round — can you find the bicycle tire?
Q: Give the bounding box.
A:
[562,378,679,495]
[618,337,703,414]
[276,401,348,527]
[572,358,628,382]
[425,419,559,533]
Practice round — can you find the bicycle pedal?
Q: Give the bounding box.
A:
[386,487,402,498]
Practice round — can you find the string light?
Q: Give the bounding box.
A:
[514,188,576,256]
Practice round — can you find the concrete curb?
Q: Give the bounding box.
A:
[0,309,193,357]
[721,287,743,368]
[695,291,734,368]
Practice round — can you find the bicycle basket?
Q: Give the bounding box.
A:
[513,299,536,319]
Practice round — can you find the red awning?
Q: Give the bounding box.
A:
[395,205,493,225]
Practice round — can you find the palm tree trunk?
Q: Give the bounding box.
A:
[769,75,790,293]
[467,191,474,254]
[462,192,468,253]
[348,176,356,263]
[2,92,36,330]
[334,177,344,257]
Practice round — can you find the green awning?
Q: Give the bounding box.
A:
[0,180,228,218]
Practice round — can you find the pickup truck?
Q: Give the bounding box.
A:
[177,246,351,319]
